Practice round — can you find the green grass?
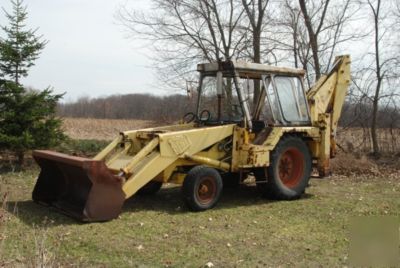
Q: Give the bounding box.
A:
[0,168,399,267]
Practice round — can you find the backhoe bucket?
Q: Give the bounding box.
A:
[32,150,125,222]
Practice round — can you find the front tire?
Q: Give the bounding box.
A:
[255,135,311,200]
[182,166,223,211]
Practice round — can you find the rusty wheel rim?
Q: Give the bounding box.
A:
[196,176,216,205]
[278,147,304,188]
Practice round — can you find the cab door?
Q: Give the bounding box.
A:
[262,75,311,126]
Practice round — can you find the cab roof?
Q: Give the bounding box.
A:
[197,61,305,79]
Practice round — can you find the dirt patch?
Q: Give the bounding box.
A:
[331,153,379,176]
[331,152,399,176]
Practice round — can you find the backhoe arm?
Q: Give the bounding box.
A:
[307,55,351,132]
[306,55,351,175]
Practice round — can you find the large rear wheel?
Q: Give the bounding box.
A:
[182,166,223,211]
[255,135,311,200]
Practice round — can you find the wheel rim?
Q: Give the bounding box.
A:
[196,176,216,205]
[278,147,304,188]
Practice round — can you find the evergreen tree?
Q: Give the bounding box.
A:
[0,0,46,84]
[0,0,65,165]
[0,81,65,165]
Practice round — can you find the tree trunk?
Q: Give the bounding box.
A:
[15,63,19,85]
[370,0,382,156]
[252,31,261,107]
[293,19,298,68]
[371,101,379,155]
[293,32,298,68]
[226,78,233,117]
[16,151,25,167]
[299,0,321,80]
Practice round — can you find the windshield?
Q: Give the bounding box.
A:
[198,75,243,121]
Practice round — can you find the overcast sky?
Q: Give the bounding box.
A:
[0,0,160,102]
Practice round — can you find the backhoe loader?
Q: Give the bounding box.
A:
[32,55,351,222]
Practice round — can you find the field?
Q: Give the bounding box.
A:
[62,118,157,140]
[0,118,399,267]
[61,118,400,154]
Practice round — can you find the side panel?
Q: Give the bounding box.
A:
[158,124,235,157]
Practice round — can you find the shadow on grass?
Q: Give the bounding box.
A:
[6,185,314,226]
[123,184,314,215]
[5,200,78,226]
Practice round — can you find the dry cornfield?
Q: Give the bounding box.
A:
[337,127,400,154]
[61,117,157,140]
[62,118,400,154]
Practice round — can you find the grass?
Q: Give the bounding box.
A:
[0,119,399,266]
[0,167,399,267]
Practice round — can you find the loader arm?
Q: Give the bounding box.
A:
[32,124,234,221]
[119,124,235,199]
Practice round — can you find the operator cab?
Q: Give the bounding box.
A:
[193,61,311,131]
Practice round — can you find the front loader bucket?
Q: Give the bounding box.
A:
[32,150,125,222]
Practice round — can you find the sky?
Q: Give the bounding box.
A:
[0,0,160,102]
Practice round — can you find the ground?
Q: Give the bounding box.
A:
[0,118,399,267]
[1,169,399,267]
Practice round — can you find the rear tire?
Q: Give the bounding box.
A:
[137,180,163,195]
[182,166,223,211]
[255,135,311,200]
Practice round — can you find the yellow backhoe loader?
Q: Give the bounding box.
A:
[32,55,351,222]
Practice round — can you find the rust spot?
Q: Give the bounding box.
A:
[317,158,330,178]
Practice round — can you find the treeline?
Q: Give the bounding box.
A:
[340,102,399,129]
[58,93,400,128]
[57,94,196,122]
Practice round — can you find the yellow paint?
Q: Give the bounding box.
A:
[89,56,350,198]
[184,154,230,171]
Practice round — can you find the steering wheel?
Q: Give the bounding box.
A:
[199,109,211,122]
[182,112,197,123]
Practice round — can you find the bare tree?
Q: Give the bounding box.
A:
[271,0,312,84]
[275,0,359,86]
[241,0,270,103]
[298,0,330,80]
[369,0,383,155]
[117,0,247,91]
[347,0,400,155]
[280,1,303,68]
[365,0,400,155]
